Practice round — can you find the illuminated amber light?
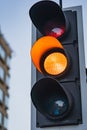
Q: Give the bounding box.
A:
[30,36,64,73]
[44,52,68,75]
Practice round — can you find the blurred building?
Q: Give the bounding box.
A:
[0,32,12,130]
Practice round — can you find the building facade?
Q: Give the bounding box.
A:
[0,32,12,130]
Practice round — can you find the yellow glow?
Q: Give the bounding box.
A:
[44,52,68,75]
[30,36,64,73]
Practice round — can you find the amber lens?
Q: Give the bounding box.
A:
[30,36,63,73]
[44,52,68,75]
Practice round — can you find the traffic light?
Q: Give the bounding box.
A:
[29,0,82,127]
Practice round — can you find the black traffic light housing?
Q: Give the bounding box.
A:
[29,0,82,128]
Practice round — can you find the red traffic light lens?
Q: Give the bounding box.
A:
[44,21,65,38]
[47,27,65,38]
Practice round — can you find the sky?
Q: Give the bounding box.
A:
[0,0,87,130]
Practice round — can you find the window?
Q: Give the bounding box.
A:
[5,95,9,108]
[3,116,8,129]
[0,43,1,56]
[0,66,4,81]
[0,89,3,103]
[5,75,10,87]
[0,45,6,60]
[0,45,1,56]
[0,112,2,125]
[6,56,11,67]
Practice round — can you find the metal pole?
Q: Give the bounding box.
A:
[59,0,62,8]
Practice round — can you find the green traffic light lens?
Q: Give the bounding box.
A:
[45,96,68,117]
[31,78,73,120]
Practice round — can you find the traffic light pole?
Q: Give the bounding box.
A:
[59,0,62,8]
[31,5,87,130]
